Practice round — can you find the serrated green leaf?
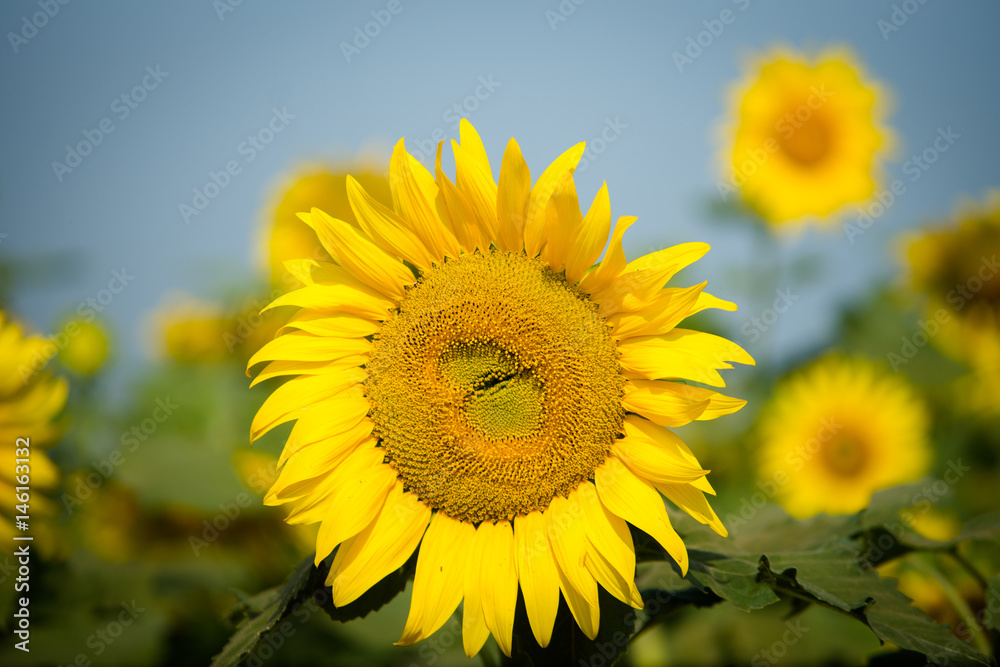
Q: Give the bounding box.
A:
[865,576,992,667]
[210,557,313,667]
[211,552,410,667]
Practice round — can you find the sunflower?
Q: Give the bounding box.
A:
[757,357,929,517]
[903,190,1000,411]
[57,318,109,377]
[0,310,67,549]
[722,46,890,226]
[249,120,752,656]
[148,293,232,364]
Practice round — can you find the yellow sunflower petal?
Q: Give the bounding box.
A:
[280,397,370,463]
[329,481,431,606]
[606,283,706,337]
[578,483,643,608]
[523,142,586,256]
[579,216,637,295]
[462,522,493,657]
[247,332,369,368]
[564,182,612,283]
[613,422,708,485]
[655,481,727,537]
[514,511,560,648]
[624,241,711,274]
[691,291,738,314]
[250,370,366,442]
[278,310,380,339]
[459,119,495,180]
[389,139,461,260]
[479,520,519,658]
[546,493,599,609]
[623,380,745,427]
[346,175,436,271]
[540,174,584,272]
[596,456,688,574]
[275,426,375,517]
[303,208,414,299]
[453,140,499,242]
[618,329,754,386]
[269,434,380,509]
[436,143,485,252]
[397,512,474,645]
[263,283,394,320]
[495,138,531,253]
[553,553,600,640]
[620,380,708,427]
[313,459,398,564]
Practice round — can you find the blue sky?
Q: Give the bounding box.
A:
[1,0,998,387]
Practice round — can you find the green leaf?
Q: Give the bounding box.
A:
[210,557,313,667]
[864,576,992,667]
[634,500,994,666]
[211,552,411,667]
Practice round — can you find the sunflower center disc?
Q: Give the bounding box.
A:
[777,109,832,167]
[821,432,869,477]
[366,250,624,523]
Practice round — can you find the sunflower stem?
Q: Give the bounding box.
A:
[910,554,991,656]
[946,547,990,590]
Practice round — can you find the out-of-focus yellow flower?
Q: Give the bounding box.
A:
[903,190,1000,411]
[58,318,109,377]
[0,310,67,554]
[262,165,392,286]
[722,46,891,227]
[757,357,929,517]
[148,294,232,364]
[909,510,961,542]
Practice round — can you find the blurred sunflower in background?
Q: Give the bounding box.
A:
[903,190,1000,412]
[147,293,233,364]
[757,356,929,517]
[722,46,891,227]
[0,310,67,553]
[56,318,109,377]
[262,165,392,287]
[249,120,753,656]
